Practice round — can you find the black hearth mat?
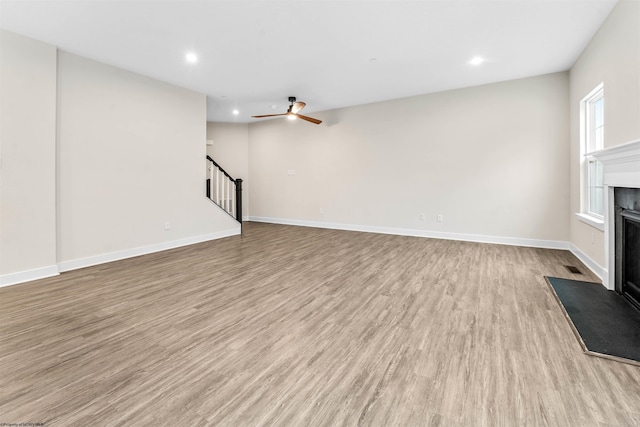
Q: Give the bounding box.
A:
[545,276,640,365]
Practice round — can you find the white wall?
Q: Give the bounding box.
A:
[56,51,240,268]
[0,31,58,283]
[569,0,640,269]
[206,122,250,218]
[248,72,570,245]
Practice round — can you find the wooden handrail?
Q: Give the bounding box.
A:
[206,155,237,182]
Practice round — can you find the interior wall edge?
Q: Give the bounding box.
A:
[247,217,571,250]
[568,243,608,285]
[248,217,609,285]
[0,266,60,288]
[58,227,240,273]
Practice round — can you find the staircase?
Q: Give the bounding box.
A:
[206,155,243,223]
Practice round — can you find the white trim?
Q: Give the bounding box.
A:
[568,243,607,285]
[604,185,615,290]
[575,212,605,231]
[248,216,569,250]
[0,265,60,288]
[1,223,607,291]
[580,83,605,218]
[58,228,240,273]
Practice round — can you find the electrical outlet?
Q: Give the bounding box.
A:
[287,169,296,176]
[320,208,325,215]
[437,214,444,223]
[165,221,171,230]
[419,213,425,221]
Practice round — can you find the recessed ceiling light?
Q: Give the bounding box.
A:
[185,52,198,64]
[232,109,239,115]
[469,56,485,66]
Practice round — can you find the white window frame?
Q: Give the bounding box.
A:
[577,83,605,230]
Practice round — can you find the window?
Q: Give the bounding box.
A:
[581,83,604,220]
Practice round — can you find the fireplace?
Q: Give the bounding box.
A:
[592,139,640,296]
[614,188,640,310]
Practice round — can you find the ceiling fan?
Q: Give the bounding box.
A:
[252,97,322,124]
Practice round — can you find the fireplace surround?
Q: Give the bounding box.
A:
[592,139,640,293]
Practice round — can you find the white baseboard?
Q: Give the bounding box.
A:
[58,228,240,273]
[0,265,60,288]
[250,216,609,284]
[247,216,569,250]
[2,222,606,290]
[568,243,607,285]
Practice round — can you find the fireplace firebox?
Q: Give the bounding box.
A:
[614,187,640,310]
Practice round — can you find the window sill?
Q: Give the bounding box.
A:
[575,213,604,231]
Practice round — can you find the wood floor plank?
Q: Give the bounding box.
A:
[1,222,639,426]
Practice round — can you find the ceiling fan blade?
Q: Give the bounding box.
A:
[291,102,306,114]
[252,113,288,118]
[295,114,322,125]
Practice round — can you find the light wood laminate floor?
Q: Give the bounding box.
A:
[1,222,639,426]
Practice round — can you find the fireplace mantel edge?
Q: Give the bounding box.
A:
[591,139,640,165]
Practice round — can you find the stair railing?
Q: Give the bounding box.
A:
[206,155,242,223]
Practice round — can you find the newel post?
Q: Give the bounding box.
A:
[235,179,243,223]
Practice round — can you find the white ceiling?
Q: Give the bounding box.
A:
[0,0,618,123]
